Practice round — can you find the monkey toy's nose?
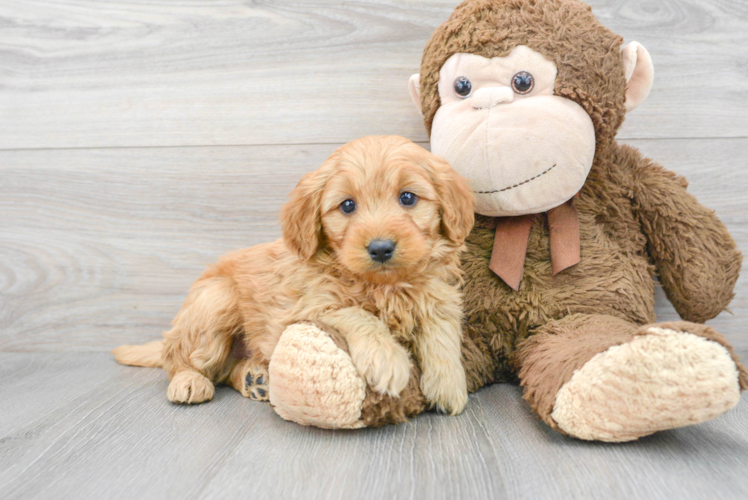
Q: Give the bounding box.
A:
[368,239,396,263]
[472,87,514,110]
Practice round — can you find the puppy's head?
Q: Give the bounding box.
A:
[282,136,474,284]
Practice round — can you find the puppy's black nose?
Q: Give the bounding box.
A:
[368,239,395,263]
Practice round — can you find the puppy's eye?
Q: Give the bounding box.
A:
[399,192,417,207]
[511,71,534,94]
[340,199,356,214]
[453,76,472,98]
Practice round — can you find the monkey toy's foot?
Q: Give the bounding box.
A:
[551,323,746,442]
[268,322,369,429]
[518,315,748,442]
[227,323,369,427]
[264,322,427,429]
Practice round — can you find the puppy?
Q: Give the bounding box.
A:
[114,136,474,414]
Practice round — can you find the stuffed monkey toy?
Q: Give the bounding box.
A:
[246,0,747,441]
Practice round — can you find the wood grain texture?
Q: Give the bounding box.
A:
[1,352,747,500]
[1,139,746,355]
[0,144,330,352]
[1,0,747,150]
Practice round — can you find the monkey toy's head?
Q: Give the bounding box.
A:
[409,0,654,217]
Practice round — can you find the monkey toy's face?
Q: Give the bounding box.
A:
[420,45,596,217]
[410,36,654,217]
[429,45,595,216]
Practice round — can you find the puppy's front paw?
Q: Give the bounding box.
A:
[350,339,411,397]
[167,370,215,404]
[420,366,468,416]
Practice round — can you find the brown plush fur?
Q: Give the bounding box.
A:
[361,363,427,427]
[114,136,475,409]
[514,314,638,432]
[351,0,743,428]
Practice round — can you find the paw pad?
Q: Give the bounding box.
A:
[244,364,269,402]
[251,387,268,401]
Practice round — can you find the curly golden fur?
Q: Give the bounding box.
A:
[113,135,475,414]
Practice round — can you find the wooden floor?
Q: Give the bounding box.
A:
[1,1,747,499]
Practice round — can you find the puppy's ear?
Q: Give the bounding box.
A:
[281,156,336,262]
[428,155,475,245]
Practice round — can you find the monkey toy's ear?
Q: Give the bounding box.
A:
[621,42,654,112]
[408,74,422,116]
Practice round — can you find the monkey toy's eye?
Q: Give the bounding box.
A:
[340,199,357,214]
[399,192,417,207]
[453,76,472,98]
[511,71,534,94]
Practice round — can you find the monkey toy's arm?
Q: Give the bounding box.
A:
[620,144,742,323]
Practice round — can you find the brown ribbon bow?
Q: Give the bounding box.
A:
[488,198,580,291]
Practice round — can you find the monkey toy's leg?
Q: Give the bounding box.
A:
[241,322,426,429]
[515,314,748,442]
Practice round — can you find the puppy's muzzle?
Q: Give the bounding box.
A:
[368,239,395,263]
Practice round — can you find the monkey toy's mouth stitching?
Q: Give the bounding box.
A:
[473,164,556,194]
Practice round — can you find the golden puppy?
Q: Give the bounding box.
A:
[114,136,474,414]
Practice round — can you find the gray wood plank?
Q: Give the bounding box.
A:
[0,144,333,352]
[474,383,748,500]
[1,139,746,354]
[1,0,747,150]
[0,353,268,500]
[1,352,747,500]
[0,351,126,435]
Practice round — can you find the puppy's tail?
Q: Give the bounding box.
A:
[112,340,164,368]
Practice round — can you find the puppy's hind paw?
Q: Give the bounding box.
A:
[167,370,215,404]
[245,365,269,402]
